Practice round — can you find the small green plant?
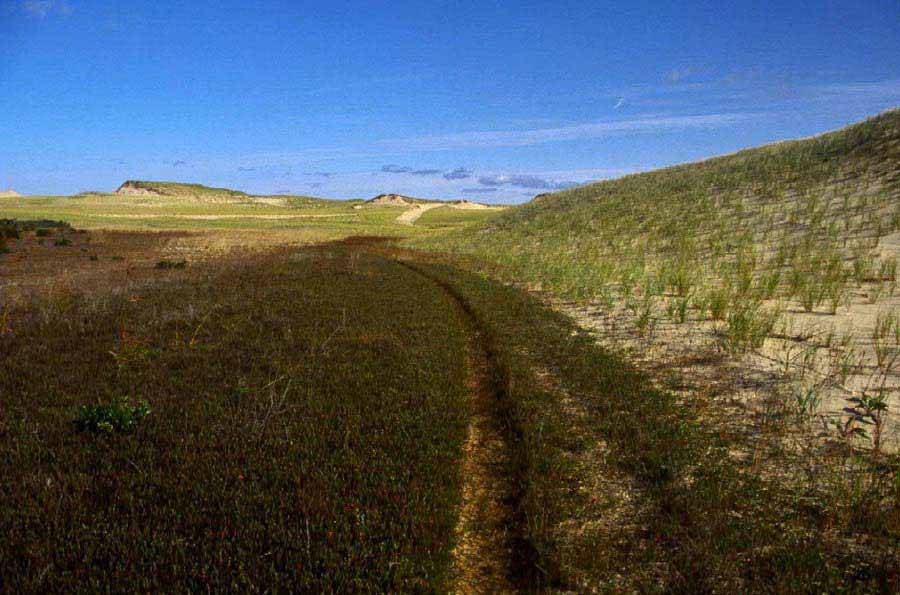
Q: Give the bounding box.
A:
[155,259,187,269]
[872,310,900,372]
[758,269,781,300]
[792,384,822,419]
[629,292,656,337]
[841,392,889,452]
[1,221,19,239]
[74,396,151,434]
[35,228,50,237]
[705,287,730,321]
[720,300,780,354]
[53,238,72,247]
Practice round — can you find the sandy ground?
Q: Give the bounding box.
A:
[554,233,900,452]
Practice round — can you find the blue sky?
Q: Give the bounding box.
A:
[1,1,898,202]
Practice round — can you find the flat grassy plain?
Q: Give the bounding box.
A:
[0,192,473,236]
[2,240,475,591]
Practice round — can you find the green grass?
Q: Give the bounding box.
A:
[414,205,502,229]
[0,192,498,242]
[2,233,898,590]
[0,247,472,591]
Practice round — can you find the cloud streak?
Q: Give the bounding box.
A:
[18,0,73,17]
[381,164,443,175]
[443,167,472,180]
[477,174,579,191]
[385,112,759,151]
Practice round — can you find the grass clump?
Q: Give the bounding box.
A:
[74,396,151,434]
[155,259,187,269]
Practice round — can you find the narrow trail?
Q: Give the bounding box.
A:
[452,331,517,594]
[395,204,442,225]
[394,259,523,594]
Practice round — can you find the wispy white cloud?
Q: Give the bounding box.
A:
[477,174,577,191]
[214,111,761,168]
[614,97,626,110]
[384,112,759,151]
[666,65,709,84]
[18,0,73,17]
[813,79,900,100]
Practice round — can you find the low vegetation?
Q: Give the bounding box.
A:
[1,246,474,591]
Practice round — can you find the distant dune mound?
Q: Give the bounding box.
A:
[0,189,21,198]
[366,194,418,207]
[447,199,491,210]
[115,180,251,202]
[111,180,338,208]
[364,194,496,209]
[115,181,163,197]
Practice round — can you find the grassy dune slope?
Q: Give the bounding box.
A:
[418,109,900,316]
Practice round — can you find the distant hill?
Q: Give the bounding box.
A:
[364,193,441,207]
[365,193,493,208]
[113,181,338,207]
[116,181,251,201]
[0,189,21,198]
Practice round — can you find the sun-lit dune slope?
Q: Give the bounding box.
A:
[418,109,900,304]
[114,180,339,207]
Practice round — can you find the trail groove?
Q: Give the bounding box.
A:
[451,331,516,594]
[393,259,521,594]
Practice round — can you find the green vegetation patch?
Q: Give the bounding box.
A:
[75,397,151,434]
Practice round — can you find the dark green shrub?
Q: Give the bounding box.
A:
[155,259,187,269]
[1,221,19,239]
[54,238,72,247]
[74,397,151,434]
[35,229,50,237]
